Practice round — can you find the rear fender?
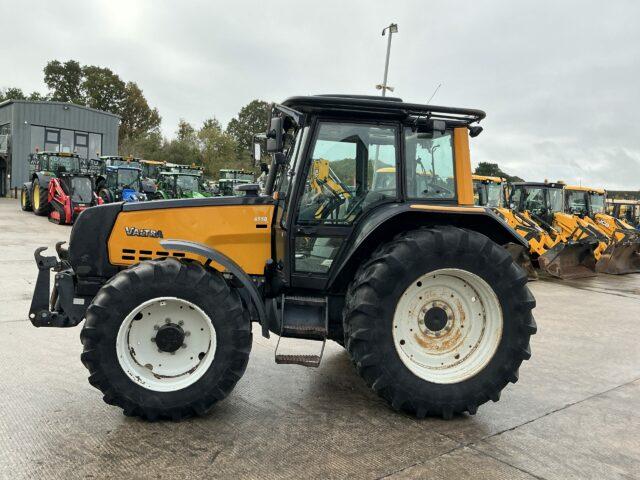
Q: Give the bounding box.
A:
[327,203,528,291]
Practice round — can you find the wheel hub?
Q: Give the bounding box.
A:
[424,306,448,332]
[155,323,185,353]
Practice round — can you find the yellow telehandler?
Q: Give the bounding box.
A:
[472,176,597,279]
[28,95,536,421]
[565,186,640,274]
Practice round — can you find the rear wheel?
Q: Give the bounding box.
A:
[98,188,113,204]
[344,226,536,419]
[20,185,32,211]
[80,258,252,420]
[31,180,50,216]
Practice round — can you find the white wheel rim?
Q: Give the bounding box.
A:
[392,268,503,384]
[116,297,217,392]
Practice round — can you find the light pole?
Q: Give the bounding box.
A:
[376,23,398,97]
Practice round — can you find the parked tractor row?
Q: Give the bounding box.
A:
[472,175,640,278]
[19,152,255,224]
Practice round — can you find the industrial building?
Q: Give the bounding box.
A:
[0,100,119,196]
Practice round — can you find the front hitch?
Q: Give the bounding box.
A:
[29,245,85,328]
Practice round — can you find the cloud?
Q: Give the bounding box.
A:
[2,0,639,189]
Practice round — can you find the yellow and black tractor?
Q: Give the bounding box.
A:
[565,185,640,274]
[607,198,640,228]
[506,181,605,278]
[29,95,536,421]
[472,176,596,279]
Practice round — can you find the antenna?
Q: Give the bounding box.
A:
[426,83,442,105]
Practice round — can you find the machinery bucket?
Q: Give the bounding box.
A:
[538,241,597,279]
[595,241,640,274]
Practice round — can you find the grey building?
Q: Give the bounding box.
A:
[0,100,119,196]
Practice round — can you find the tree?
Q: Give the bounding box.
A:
[198,118,241,176]
[43,60,83,104]
[474,162,523,182]
[119,131,164,160]
[0,87,26,101]
[226,100,270,153]
[119,82,161,141]
[81,65,127,114]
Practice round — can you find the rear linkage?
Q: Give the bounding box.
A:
[29,242,86,328]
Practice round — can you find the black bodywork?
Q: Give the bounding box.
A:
[29,95,526,341]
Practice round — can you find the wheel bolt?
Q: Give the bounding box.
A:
[178,320,184,326]
[165,318,171,324]
[181,343,187,349]
[153,325,160,331]
[151,337,156,342]
[184,331,190,337]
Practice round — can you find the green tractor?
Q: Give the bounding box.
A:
[154,165,210,199]
[217,169,254,196]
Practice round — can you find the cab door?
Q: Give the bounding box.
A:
[285,120,400,290]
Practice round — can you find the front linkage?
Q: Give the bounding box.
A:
[29,242,88,328]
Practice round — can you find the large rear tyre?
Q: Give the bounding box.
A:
[80,258,252,420]
[344,226,536,419]
[98,188,113,204]
[32,181,50,216]
[20,185,32,211]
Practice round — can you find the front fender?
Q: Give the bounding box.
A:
[160,239,268,338]
[327,203,529,290]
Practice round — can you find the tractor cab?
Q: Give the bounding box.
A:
[510,181,565,226]
[472,175,507,207]
[156,171,208,199]
[217,169,254,196]
[139,159,166,196]
[96,156,146,203]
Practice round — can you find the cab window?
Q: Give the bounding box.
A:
[296,122,397,226]
[404,128,455,200]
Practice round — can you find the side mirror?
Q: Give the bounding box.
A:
[252,142,262,167]
[266,117,283,153]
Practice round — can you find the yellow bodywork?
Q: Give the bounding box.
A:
[108,204,274,275]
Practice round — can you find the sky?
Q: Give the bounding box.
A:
[2,0,639,189]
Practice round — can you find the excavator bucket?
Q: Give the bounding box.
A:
[595,240,640,274]
[537,240,598,279]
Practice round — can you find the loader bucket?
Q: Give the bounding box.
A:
[595,241,640,274]
[503,243,538,280]
[537,241,597,279]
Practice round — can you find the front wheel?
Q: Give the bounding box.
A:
[20,185,33,211]
[98,188,113,204]
[80,259,252,420]
[344,226,536,419]
[32,181,50,216]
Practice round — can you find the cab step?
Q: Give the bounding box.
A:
[275,354,322,367]
[274,294,328,368]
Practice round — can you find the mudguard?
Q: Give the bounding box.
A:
[160,239,269,338]
[327,203,528,289]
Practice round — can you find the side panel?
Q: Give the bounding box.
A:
[107,205,274,275]
[453,127,474,206]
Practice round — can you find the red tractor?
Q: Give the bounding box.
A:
[20,152,102,225]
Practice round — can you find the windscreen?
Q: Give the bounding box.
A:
[566,190,588,214]
[70,177,94,203]
[176,175,199,192]
[118,169,140,189]
[49,155,80,174]
[589,193,605,214]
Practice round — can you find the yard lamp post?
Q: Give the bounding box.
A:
[376,23,398,97]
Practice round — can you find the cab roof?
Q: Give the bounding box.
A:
[472,174,505,183]
[511,181,565,189]
[566,185,606,194]
[281,95,485,125]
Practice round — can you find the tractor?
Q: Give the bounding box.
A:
[217,169,254,196]
[139,159,166,198]
[28,95,536,421]
[96,156,147,203]
[154,165,210,199]
[472,176,595,279]
[508,182,608,277]
[20,151,101,224]
[564,185,640,274]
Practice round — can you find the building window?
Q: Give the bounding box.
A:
[30,126,45,153]
[89,133,102,159]
[60,129,74,154]
[45,128,60,152]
